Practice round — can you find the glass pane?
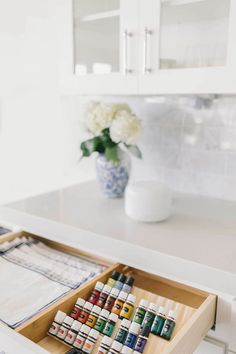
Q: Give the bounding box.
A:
[160,0,230,69]
[73,0,120,75]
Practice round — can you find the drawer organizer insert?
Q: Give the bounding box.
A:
[1,232,217,354]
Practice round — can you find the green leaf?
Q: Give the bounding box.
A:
[80,137,105,157]
[100,128,117,148]
[125,145,142,159]
[105,146,120,164]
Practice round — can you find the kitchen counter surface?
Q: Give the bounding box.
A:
[1,180,236,296]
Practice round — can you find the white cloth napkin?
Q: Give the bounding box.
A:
[0,237,106,328]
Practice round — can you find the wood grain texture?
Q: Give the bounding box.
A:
[17,263,125,342]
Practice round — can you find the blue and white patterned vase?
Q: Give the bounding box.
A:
[96,151,131,198]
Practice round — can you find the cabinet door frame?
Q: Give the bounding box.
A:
[138,0,236,94]
[58,0,139,95]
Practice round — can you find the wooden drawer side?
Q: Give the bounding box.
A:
[132,269,208,309]
[165,294,217,354]
[17,263,125,342]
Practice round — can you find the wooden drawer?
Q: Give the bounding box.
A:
[0,231,217,354]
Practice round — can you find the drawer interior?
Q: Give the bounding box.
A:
[18,265,217,354]
[0,231,217,354]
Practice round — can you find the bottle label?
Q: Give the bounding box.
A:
[120,304,133,319]
[48,322,60,335]
[134,337,147,353]
[115,328,127,344]
[83,340,94,353]
[143,312,155,328]
[57,326,68,340]
[94,318,106,332]
[151,316,165,335]
[73,335,85,349]
[97,350,106,354]
[161,320,176,340]
[124,333,137,348]
[103,322,115,336]
[65,330,76,344]
[79,311,89,323]
[134,309,146,325]
[70,306,80,319]
[86,315,96,327]
[97,294,108,306]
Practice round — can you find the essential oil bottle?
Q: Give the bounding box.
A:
[107,340,123,354]
[48,310,66,336]
[120,293,136,320]
[104,287,120,312]
[114,274,127,291]
[106,271,120,288]
[57,316,74,340]
[112,291,128,316]
[95,335,112,354]
[122,276,134,294]
[114,318,131,344]
[70,298,86,320]
[78,301,93,324]
[124,322,141,349]
[64,320,82,345]
[121,346,133,354]
[141,302,157,329]
[94,308,110,333]
[73,324,90,350]
[133,325,150,353]
[133,299,149,325]
[160,310,176,340]
[103,313,119,337]
[96,285,112,308]
[86,305,101,328]
[151,306,167,336]
[87,281,104,305]
[82,328,99,353]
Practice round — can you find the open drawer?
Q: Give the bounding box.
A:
[0,231,217,354]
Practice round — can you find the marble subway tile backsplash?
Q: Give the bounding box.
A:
[62,95,236,201]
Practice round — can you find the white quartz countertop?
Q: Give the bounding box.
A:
[1,181,236,296]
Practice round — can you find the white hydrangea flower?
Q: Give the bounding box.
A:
[110,110,142,145]
[85,101,117,135]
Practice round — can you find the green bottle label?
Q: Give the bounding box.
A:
[103,322,115,337]
[115,328,128,344]
[133,308,146,325]
[94,318,106,333]
[161,319,176,340]
[143,311,155,328]
[151,316,165,335]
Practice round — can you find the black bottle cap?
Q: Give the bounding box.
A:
[125,276,134,286]
[111,270,120,281]
[117,273,126,283]
[140,325,151,338]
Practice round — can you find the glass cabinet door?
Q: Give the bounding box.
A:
[159,0,231,69]
[73,0,120,75]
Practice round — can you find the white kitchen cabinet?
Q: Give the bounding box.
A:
[139,0,236,94]
[59,0,139,95]
[59,0,236,94]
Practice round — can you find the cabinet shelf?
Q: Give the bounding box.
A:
[79,10,120,23]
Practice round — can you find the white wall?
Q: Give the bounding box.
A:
[0,0,93,204]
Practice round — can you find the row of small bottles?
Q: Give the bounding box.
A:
[48,271,177,353]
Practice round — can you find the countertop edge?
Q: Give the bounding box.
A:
[0,205,235,297]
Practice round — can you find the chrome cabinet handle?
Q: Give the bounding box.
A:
[123,30,132,75]
[143,27,152,74]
